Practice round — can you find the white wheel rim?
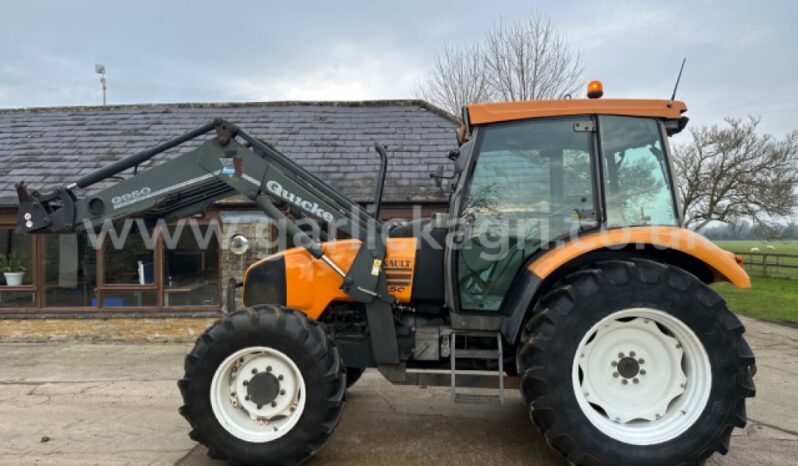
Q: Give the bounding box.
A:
[572,308,712,445]
[210,346,306,443]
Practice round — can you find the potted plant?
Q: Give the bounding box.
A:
[0,253,26,286]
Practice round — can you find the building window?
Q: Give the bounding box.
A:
[0,228,34,286]
[0,292,35,308]
[0,227,35,307]
[102,291,158,308]
[0,213,222,313]
[104,223,155,285]
[43,234,97,307]
[164,223,220,307]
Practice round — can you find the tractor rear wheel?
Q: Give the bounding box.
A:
[518,259,755,465]
[178,305,346,466]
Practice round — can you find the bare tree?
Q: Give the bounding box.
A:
[673,117,798,232]
[415,43,490,119]
[416,13,583,115]
[484,16,582,102]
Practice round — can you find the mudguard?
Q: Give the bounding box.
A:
[500,226,750,344]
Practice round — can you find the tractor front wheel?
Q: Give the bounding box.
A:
[518,259,755,465]
[178,305,346,466]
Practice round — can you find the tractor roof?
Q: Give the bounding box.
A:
[467,99,687,126]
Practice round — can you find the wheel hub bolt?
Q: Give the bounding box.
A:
[266,366,272,372]
[271,401,277,407]
[633,378,639,384]
[280,389,286,396]
[640,369,646,376]
[622,379,628,385]
[629,351,636,357]
[257,404,263,409]
[243,380,249,386]
[278,375,284,381]
[611,361,617,367]
[638,358,645,364]
[618,352,625,358]
[252,368,258,374]
[612,372,619,378]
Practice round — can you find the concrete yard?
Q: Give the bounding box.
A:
[0,315,796,465]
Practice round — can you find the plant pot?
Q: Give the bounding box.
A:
[4,272,24,286]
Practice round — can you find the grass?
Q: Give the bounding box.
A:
[713,276,798,325]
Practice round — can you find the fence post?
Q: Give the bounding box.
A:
[762,254,768,278]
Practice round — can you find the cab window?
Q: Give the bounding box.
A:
[598,116,677,227]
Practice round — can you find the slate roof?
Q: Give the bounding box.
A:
[0,100,459,207]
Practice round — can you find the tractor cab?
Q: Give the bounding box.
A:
[445,85,689,315]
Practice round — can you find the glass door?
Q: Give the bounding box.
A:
[453,117,596,311]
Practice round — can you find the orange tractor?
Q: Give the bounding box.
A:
[17,82,755,465]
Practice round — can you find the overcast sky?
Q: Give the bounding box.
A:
[1,0,795,139]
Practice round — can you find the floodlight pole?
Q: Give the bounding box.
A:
[95,64,107,105]
[100,75,105,105]
[100,72,107,105]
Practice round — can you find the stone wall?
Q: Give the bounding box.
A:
[219,211,277,311]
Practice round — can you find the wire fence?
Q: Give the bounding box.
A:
[727,252,798,279]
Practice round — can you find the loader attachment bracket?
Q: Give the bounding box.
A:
[16,182,77,233]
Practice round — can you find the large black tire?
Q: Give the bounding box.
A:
[518,259,756,466]
[346,367,365,388]
[178,305,346,466]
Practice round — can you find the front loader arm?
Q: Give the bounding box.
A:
[16,119,392,301]
[18,120,375,237]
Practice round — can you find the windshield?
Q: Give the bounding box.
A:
[598,116,677,227]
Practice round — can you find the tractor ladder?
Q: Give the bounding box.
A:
[449,330,505,405]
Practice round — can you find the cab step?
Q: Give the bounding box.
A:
[450,330,505,405]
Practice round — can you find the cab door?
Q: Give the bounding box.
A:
[445,117,597,315]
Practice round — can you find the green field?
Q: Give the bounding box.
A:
[714,240,798,255]
[714,277,798,325]
[713,240,798,279]
[712,240,798,324]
